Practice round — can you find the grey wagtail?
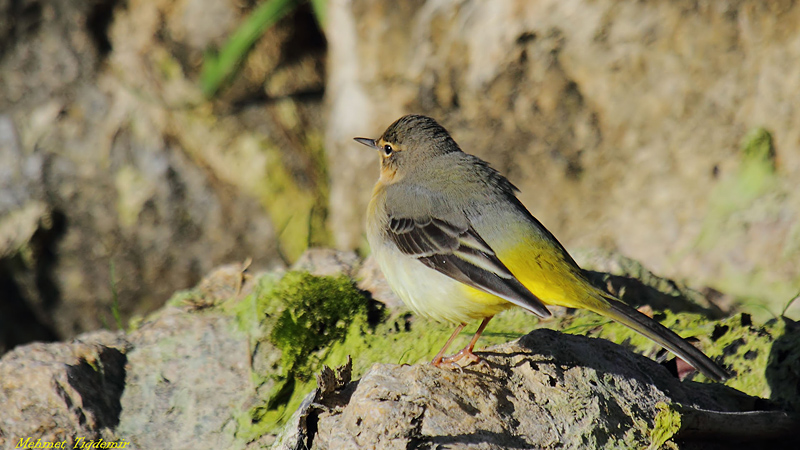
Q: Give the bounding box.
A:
[355,114,728,381]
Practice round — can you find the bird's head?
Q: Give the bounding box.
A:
[354,115,461,183]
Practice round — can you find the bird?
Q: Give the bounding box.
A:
[355,114,729,381]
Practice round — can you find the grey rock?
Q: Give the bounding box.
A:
[0,0,98,107]
[276,330,775,450]
[115,306,254,450]
[0,303,257,449]
[0,330,128,447]
[292,248,361,278]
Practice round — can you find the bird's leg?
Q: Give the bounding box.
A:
[441,316,493,366]
[431,323,466,366]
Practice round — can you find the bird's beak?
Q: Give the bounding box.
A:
[353,137,379,150]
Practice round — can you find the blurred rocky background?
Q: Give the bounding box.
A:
[0,0,328,352]
[2,0,799,361]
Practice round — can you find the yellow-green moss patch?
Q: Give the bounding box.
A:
[649,402,682,450]
[231,271,371,441]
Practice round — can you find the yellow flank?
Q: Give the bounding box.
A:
[456,283,516,316]
[453,229,611,320]
[495,232,609,313]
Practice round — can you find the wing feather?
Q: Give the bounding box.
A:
[387,215,551,318]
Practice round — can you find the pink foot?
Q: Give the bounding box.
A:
[432,348,482,369]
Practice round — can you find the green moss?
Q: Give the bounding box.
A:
[267,272,366,377]
[649,402,681,450]
[227,273,546,443]
[740,127,776,176]
[231,271,371,442]
[704,313,800,410]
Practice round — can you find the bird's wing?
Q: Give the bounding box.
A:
[387,215,552,318]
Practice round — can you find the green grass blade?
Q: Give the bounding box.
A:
[200,0,299,98]
[110,259,123,330]
[309,0,326,28]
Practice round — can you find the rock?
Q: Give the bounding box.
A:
[0,260,362,448]
[0,302,258,449]
[292,248,361,278]
[275,330,796,450]
[114,306,255,450]
[0,0,100,106]
[0,330,128,446]
[325,0,800,312]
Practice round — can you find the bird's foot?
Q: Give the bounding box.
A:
[431,347,481,369]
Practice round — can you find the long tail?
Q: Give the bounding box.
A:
[589,293,729,381]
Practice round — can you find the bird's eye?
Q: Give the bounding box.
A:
[383,144,393,155]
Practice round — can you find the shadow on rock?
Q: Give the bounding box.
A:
[766,317,800,412]
[65,346,128,430]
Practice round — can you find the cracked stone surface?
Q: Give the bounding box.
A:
[275,330,769,450]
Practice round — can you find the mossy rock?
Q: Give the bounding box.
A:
[201,269,800,444]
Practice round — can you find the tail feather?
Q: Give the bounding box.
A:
[591,294,729,382]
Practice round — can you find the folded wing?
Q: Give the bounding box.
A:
[387,215,551,318]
